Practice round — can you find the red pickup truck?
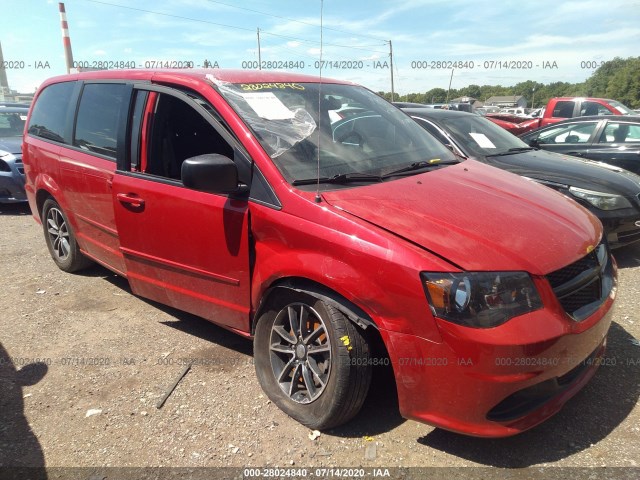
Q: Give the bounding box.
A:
[486,97,634,134]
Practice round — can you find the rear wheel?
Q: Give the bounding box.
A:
[254,291,372,430]
[41,198,93,272]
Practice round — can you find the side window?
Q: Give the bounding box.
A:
[580,101,611,117]
[551,101,575,118]
[144,94,233,180]
[537,122,598,144]
[74,83,128,159]
[599,123,640,144]
[27,81,76,143]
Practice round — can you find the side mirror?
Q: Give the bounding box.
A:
[181,154,244,194]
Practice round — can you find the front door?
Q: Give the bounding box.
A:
[112,87,251,332]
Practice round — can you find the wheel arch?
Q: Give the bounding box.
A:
[34,174,65,220]
[35,188,54,219]
[252,277,377,336]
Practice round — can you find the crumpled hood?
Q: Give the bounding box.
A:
[322,160,601,274]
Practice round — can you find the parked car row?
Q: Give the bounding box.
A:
[519,115,640,175]
[21,69,617,438]
[484,97,636,135]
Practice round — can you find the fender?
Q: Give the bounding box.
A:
[251,247,387,328]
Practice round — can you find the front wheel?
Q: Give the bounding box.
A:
[254,291,372,430]
[41,198,93,272]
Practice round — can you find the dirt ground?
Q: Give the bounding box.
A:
[1,201,639,477]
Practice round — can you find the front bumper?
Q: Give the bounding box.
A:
[601,215,640,248]
[381,297,613,437]
[0,156,27,203]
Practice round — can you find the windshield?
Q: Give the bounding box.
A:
[0,111,26,138]
[216,82,456,186]
[438,114,530,157]
[607,100,634,115]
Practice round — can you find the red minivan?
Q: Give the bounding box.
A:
[22,69,616,437]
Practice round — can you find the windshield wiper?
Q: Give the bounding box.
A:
[485,147,536,157]
[381,159,458,178]
[292,172,382,186]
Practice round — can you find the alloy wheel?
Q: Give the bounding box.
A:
[269,303,332,403]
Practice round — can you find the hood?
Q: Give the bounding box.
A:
[0,136,22,155]
[483,149,640,198]
[322,160,601,274]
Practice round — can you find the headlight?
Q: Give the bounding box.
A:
[421,271,542,328]
[569,186,632,210]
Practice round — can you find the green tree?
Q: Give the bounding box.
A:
[380,57,640,108]
[602,58,640,108]
[423,88,447,103]
[458,84,482,99]
[585,57,629,97]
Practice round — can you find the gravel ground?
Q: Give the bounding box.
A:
[1,201,639,477]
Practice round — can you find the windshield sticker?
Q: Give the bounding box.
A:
[212,81,317,157]
[469,133,497,149]
[20,115,28,120]
[240,83,305,91]
[242,92,295,120]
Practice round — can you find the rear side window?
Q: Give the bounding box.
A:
[27,81,76,143]
[74,83,128,159]
[536,122,598,144]
[599,122,640,144]
[552,101,574,118]
[580,101,611,116]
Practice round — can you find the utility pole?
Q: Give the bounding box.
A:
[257,28,262,70]
[445,69,454,105]
[389,40,395,102]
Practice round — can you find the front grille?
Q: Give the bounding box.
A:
[618,228,640,244]
[546,242,613,321]
[546,249,599,287]
[16,159,24,175]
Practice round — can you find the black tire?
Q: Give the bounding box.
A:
[254,291,372,430]
[41,198,93,273]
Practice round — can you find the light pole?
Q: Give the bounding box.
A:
[531,87,536,109]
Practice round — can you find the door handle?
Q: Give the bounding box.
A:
[117,193,145,209]
[566,152,584,157]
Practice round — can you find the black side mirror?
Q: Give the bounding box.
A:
[181,154,245,194]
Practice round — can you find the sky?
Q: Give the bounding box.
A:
[1,0,639,96]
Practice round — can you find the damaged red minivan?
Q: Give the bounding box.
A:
[22,70,616,437]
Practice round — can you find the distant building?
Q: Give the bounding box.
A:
[484,95,528,108]
[0,41,10,100]
[450,96,483,109]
